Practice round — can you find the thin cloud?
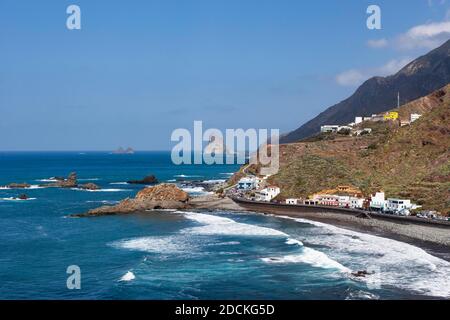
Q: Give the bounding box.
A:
[335,58,412,87]
[367,38,388,49]
[335,69,366,87]
[395,21,450,50]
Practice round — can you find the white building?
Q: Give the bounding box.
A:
[386,198,415,215]
[350,197,365,209]
[410,113,422,123]
[354,117,363,125]
[304,199,319,205]
[370,192,386,211]
[256,186,280,202]
[338,196,350,207]
[321,125,340,133]
[237,177,259,190]
[313,194,339,206]
[286,199,299,205]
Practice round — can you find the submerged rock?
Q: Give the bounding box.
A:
[74,184,190,217]
[127,175,158,185]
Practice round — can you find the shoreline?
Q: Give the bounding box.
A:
[190,195,450,262]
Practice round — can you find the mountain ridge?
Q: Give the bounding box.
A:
[280,39,450,143]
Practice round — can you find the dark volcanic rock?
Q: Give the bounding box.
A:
[78,183,100,190]
[127,175,158,185]
[73,184,190,217]
[18,194,28,200]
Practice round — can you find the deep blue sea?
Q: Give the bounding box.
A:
[0,152,449,300]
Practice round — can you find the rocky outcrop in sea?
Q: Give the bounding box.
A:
[73,183,190,217]
[127,175,158,185]
[40,172,78,188]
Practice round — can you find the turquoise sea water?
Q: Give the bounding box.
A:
[0,151,449,300]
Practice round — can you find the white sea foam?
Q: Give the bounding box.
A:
[78,178,100,181]
[0,197,37,201]
[71,188,129,192]
[112,236,186,254]
[119,271,136,282]
[345,290,380,300]
[202,179,226,184]
[174,174,202,178]
[282,216,450,298]
[182,212,349,272]
[181,187,213,195]
[109,182,128,185]
[86,200,120,204]
[261,247,351,272]
[35,178,58,182]
[220,173,234,176]
[1,185,43,190]
[182,211,288,237]
[111,211,351,275]
[286,238,303,246]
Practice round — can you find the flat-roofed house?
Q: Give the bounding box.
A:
[286,199,299,205]
[370,192,386,211]
[350,197,364,209]
[321,125,340,133]
[256,186,280,202]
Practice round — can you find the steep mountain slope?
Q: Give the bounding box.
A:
[268,85,450,214]
[281,39,450,143]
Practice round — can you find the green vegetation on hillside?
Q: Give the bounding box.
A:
[268,85,450,214]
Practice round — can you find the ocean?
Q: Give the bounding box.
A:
[0,151,449,300]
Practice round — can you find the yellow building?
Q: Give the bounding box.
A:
[384,112,399,120]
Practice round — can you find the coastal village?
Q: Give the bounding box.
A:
[230,107,448,222]
[232,175,446,221]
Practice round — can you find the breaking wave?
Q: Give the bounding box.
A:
[119,271,136,282]
[71,188,130,192]
[111,236,187,254]
[0,197,37,201]
[283,216,450,298]
[174,174,203,178]
[180,187,212,196]
[182,211,288,237]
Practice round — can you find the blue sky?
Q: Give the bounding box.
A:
[1,0,449,150]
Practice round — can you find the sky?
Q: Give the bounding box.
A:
[1,0,449,151]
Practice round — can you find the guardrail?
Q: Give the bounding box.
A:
[232,197,450,228]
